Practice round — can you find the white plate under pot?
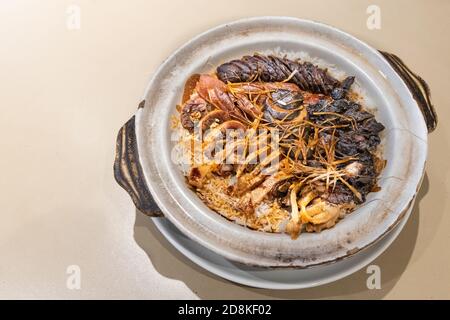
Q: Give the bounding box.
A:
[151,204,412,289]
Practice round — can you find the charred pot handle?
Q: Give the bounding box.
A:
[380,51,437,133]
[114,103,163,217]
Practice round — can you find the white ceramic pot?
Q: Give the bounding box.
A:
[114,17,436,268]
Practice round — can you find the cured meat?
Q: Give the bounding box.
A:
[180,96,211,132]
[217,54,346,95]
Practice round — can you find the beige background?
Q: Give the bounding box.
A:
[1,0,449,299]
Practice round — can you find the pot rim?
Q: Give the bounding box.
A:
[133,16,429,267]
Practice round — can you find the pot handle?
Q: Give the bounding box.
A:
[380,51,437,133]
[113,101,164,217]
